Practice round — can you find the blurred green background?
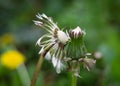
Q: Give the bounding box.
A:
[0,0,120,86]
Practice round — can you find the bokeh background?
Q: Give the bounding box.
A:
[0,0,120,86]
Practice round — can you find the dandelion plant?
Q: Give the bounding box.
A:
[31,14,96,86]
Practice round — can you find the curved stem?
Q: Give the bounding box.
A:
[30,55,44,86]
[30,44,54,86]
[72,74,77,86]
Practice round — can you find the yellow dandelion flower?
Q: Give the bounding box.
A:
[0,50,25,70]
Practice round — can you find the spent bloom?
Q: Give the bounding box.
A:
[83,57,96,71]
[34,13,70,73]
[0,50,25,70]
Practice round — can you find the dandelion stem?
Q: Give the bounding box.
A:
[30,55,44,86]
[30,44,54,86]
[72,74,77,86]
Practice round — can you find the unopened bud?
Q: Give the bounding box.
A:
[69,26,85,39]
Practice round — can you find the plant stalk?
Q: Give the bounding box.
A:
[72,74,77,86]
[30,44,54,86]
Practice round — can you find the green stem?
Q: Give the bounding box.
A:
[72,74,77,86]
[30,44,54,86]
[17,64,30,86]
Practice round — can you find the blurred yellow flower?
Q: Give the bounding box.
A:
[0,50,25,70]
[0,33,15,47]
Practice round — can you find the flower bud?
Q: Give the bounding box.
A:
[69,26,86,39]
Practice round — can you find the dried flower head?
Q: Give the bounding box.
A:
[83,57,96,71]
[34,14,70,73]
